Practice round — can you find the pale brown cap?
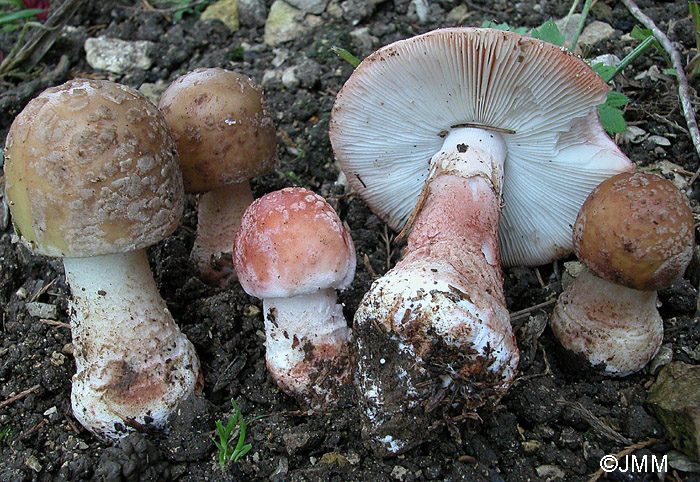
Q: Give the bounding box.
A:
[233,187,356,299]
[158,68,278,194]
[4,79,184,258]
[574,171,695,291]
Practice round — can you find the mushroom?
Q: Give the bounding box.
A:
[233,187,355,408]
[329,27,635,454]
[3,79,201,440]
[550,171,694,376]
[158,67,278,288]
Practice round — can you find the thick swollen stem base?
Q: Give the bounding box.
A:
[64,250,201,440]
[190,182,254,288]
[354,169,518,456]
[551,267,663,376]
[263,289,352,409]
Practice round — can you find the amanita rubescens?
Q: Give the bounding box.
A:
[233,187,355,408]
[4,79,201,440]
[551,171,694,376]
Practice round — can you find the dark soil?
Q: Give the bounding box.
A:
[1,0,700,481]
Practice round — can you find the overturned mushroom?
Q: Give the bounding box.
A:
[159,68,278,288]
[4,79,201,440]
[551,171,694,376]
[330,27,634,454]
[233,187,355,408]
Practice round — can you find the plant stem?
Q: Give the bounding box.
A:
[570,0,593,51]
[603,35,654,81]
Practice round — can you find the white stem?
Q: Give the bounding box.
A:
[64,250,201,440]
[263,289,352,408]
[430,127,506,197]
[190,181,254,288]
[551,266,663,376]
[354,135,517,455]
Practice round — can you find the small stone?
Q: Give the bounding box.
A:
[50,351,66,367]
[1,198,8,232]
[84,37,155,74]
[26,455,42,472]
[26,302,57,320]
[648,135,671,147]
[201,0,240,31]
[590,53,621,67]
[285,0,328,14]
[579,21,615,46]
[667,450,700,473]
[264,0,308,46]
[15,287,28,300]
[43,406,57,416]
[535,464,565,479]
[281,66,299,89]
[648,344,673,375]
[320,452,349,467]
[390,465,409,481]
[562,261,583,291]
[648,160,690,192]
[245,305,261,317]
[77,441,89,450]
[62,343,74,355]
[283,427,323,454]
[522,440,542,454]
[139,80,169,106]
[620,125,648,144]
[647,362,700,460]
[239,0,267,26]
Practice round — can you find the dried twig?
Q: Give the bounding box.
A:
[558,398,631,445]
[509,298,556,322]
[586,438,661,482]
[39,319,70,329]
[620,0,700,185]
[0,384,40,410]
[0,0,84,75]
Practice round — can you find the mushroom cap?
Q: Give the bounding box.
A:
[158,68,278,194]
[573,171,695,291]
[233,187,356,299]
[330,27,634,267]
[4,79,184,258]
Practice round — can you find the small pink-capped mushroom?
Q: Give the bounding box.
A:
[158,68,278,288]
[3,79,201,440]
[233,187,356,408]
[330,27,635,455]
[551,171,695,376]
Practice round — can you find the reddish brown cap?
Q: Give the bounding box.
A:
[574,171,694,291]
[4,79,184,258]
[233,187,356,298]
[158,68,278,194]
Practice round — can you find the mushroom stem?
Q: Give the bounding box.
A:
[190,181,254,288]
[551,266,663,376]
[263,288,352,407]
[64,249,202,440]
[354,138,518,455]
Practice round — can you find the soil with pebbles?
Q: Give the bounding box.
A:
[1,0,700,481]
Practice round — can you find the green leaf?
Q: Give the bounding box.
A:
[331,46,361,68]
[630,25,662,52]
[0,9,44,25]
[529,20,564,46]
[605,91,629,108]
[590,62,616,82]
[598,104,627,134]
[663,68,679,77]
